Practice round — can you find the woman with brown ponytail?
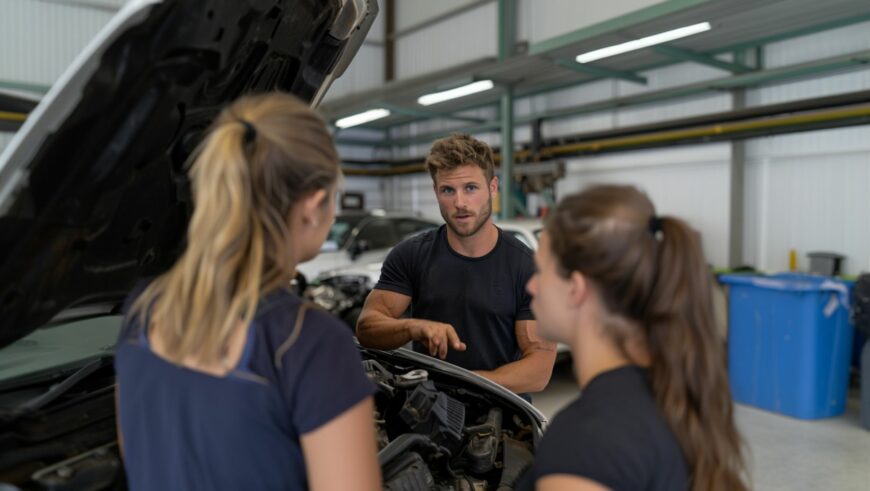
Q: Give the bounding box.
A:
[518,185,747,491]
[113,93,381,490]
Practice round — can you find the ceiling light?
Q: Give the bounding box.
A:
[335,108,391,129]
[576,22,712,63]
[417,80,495,106]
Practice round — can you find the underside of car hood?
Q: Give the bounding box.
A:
[0,0,377,348]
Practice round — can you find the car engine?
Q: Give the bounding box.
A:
[307,273,374,329]
[0,350,538,490]
[363,351,537,491]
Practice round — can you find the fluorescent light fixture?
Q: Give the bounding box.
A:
[417,80,494,106]
[335,108,390,129]
[576,22,712,63]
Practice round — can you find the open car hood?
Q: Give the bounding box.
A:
[0,0,378,348]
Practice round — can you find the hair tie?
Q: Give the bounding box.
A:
[648,216,663,235]
[238,118,257,144]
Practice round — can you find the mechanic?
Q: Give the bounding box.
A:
[517,185,747,491]
[114,93,381,491]
[356,133,557,398]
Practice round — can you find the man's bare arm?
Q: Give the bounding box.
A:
[474,320,557,393]
[356,289,414,349]
[356,289,466,358]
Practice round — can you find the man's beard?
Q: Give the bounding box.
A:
[442,195,492,238]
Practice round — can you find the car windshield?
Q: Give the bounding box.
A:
[323,214,367,251]
[0,316,122,389]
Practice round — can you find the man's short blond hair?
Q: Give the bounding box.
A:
[425,133,495,183]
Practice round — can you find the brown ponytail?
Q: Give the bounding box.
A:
[547,185,747,490]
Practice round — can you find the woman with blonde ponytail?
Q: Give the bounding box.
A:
[113,93,381,491]
[518,185,747,491]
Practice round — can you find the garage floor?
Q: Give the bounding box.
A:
[533,362,870,491]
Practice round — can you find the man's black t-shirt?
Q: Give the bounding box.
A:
[374,224,535,371]
[517,366,689,491]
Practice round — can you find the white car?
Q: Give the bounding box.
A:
[497,219,543,251]
[295,210,438,283]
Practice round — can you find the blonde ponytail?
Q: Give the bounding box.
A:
[131,93,338,365]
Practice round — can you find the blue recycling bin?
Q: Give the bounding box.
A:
[719,273,854,419]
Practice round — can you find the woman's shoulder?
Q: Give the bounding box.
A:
[253,291,355,355]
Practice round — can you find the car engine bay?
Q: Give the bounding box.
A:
[364,351,537,491]
[0,349,538,491]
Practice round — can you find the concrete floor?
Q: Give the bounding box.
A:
[533,362,870,491]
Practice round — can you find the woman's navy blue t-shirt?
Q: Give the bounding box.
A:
[114,285,375,490]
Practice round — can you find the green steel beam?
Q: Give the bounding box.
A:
[654,45,753,73]
[709,12,870,55]
[338,49,870,148]
[498,0,517,218]
[501,87,515,219]
[709,55,870,89]
[379,103,486,123]
[529,0,712,56]
[554,59,647,84]
[498,0,517,60]
[379,11,870,134]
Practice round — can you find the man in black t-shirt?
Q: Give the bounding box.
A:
[356,134,556,395]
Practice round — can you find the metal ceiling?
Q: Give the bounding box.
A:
[319,0,870,130]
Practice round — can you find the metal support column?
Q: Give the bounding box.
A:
[728,50,750,267]
[500,88,515,219]
[498,0,516,218]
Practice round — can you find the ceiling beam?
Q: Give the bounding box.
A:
[336,49,870,147]
[710,12,870,55]
[653,45,753,73]
[553,59,647,85]
[529,0,712,56]
[378,103,487,123]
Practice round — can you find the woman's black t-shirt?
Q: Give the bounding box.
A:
[518,366,689,491]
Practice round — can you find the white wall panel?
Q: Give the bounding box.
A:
[555,144,732,267]
[616,62,726,97]
[395,2,496,79]
[367,3,386,43]
[518,0,664,44]
[743,127,870,275]
[341,176,386,211]
[389,174,442,220]
[395,0,482,32]
[542,112,615,138]
[0,132,16,154]
[324,44,385,100]
[1,0,114,87]
[746,67,870,106]
[522,80,616,116]
[615,92,730,126]
[762,21,870,69]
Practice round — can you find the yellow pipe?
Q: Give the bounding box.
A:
[542,105,870,156]
[343,105,870,176]
[0,111,27,122]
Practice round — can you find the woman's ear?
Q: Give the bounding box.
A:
[301,189,328,227]
[568,271,589,308]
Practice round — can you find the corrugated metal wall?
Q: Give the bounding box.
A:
[324,4,385,100]
[1,0,115,89]
[395,2,496,79]
[0,133,16,154]
[556,144,732,267]
[743,127,870,276]
[739,21,870,275]
[517,0,663,44]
